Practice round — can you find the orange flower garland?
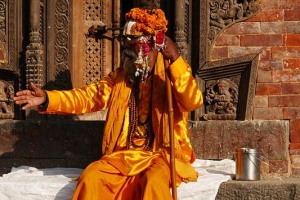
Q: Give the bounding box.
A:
[125,8,168,35]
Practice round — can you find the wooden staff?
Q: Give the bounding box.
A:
[164,59,177,200]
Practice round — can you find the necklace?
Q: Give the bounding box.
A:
[126,76,154,150]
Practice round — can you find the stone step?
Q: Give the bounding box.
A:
[216,178,300,200]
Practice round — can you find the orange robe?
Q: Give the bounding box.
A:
[41,54,203,199]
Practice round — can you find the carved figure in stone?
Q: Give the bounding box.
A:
[210,0,243,27]
[0,80,14,119]
[205,79,238,115]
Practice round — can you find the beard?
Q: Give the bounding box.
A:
[121,48,138,85]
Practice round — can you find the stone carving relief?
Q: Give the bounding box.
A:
[194,0,260,120]
[204,78,239,120]
[197,54,259,120]
[208,0,260,49]
[0,80,14,119]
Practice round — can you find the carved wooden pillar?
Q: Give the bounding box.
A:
[174,0,189,62]
[112,0,121,71]
[26,0,44,88]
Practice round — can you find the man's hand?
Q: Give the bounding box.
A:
[160,36,180,63]
[13,82,47,110]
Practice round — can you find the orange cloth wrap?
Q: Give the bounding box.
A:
[42,53,203,199]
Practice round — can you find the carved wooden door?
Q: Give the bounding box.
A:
[43,0,119,90]
[23,0,124,120]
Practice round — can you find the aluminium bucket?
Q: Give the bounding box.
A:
[236,148,260,181]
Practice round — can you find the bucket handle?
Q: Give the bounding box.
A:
[232,151,270,166]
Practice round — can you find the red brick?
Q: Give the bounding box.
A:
[261,22,286,34]
[291,167,300,177]
[228,47,262,58]
[257,70,272,83]
[282,82,300,94]
[290,143,300,155]
[253,107,283,120]
[260,48,272,60]
[290,143,300,150]
[269,160,289,173]
[215,35,240,46]
[290,119,300,143]
[253,96,268,108]
[278,0,300,9]
[291,155,300,165]
[247,9,284,22]
[283,58,300,69]
[210,47,228,60]
[269,95,300,107]
[256,83,282,95]
[283,107,300,119]
[286,34,300,46]
[241,34,283,47]
[285,8,300,21]
[272,46,300,59]
[259,60,283,70]
[272,70,300,82]
[286,22,300,34]
[291,131,300,143]
[260,0,280,10]
[225,22,261,35]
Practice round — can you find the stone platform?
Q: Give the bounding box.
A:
[1,119,299,199]
[216,178,300,200]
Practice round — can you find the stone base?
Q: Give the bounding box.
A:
[190,120,290,176]
[216,178,300,199]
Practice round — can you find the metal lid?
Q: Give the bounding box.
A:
[237,148,259,154]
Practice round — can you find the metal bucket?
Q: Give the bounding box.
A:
[236,148,260,181]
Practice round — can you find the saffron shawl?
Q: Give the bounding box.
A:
[43,53,203,183]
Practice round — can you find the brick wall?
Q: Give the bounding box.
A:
[210,0,300,176]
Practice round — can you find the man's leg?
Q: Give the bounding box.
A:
[72,160,128,200]
[139,161,173,200]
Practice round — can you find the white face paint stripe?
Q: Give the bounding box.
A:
[123,21,143,36]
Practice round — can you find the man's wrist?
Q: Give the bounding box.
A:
[39,91,49,109]
[170,53,180,64]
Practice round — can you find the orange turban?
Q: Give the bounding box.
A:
[123,8,168,36]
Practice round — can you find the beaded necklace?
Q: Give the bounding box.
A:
[126,76,154,150]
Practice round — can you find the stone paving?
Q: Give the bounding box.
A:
[216,177,300,200]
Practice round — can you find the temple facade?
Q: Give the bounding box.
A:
[0,0,299,178]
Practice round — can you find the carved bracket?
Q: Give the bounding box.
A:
[209,0,260,52]
[197,53,259,120]
[198,0,260,67]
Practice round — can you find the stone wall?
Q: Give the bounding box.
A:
[210,0,300,176]
[0,120,104,175]
[190,120,290,178]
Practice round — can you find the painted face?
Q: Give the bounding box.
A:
[121,35,153,54]
[121,20,165,83]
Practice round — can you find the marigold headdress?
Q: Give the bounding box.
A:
[124,8,168,35]
[123,8,168,83]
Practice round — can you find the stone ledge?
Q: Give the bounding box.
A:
[216,178,300,200]
[190,120,290,176]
